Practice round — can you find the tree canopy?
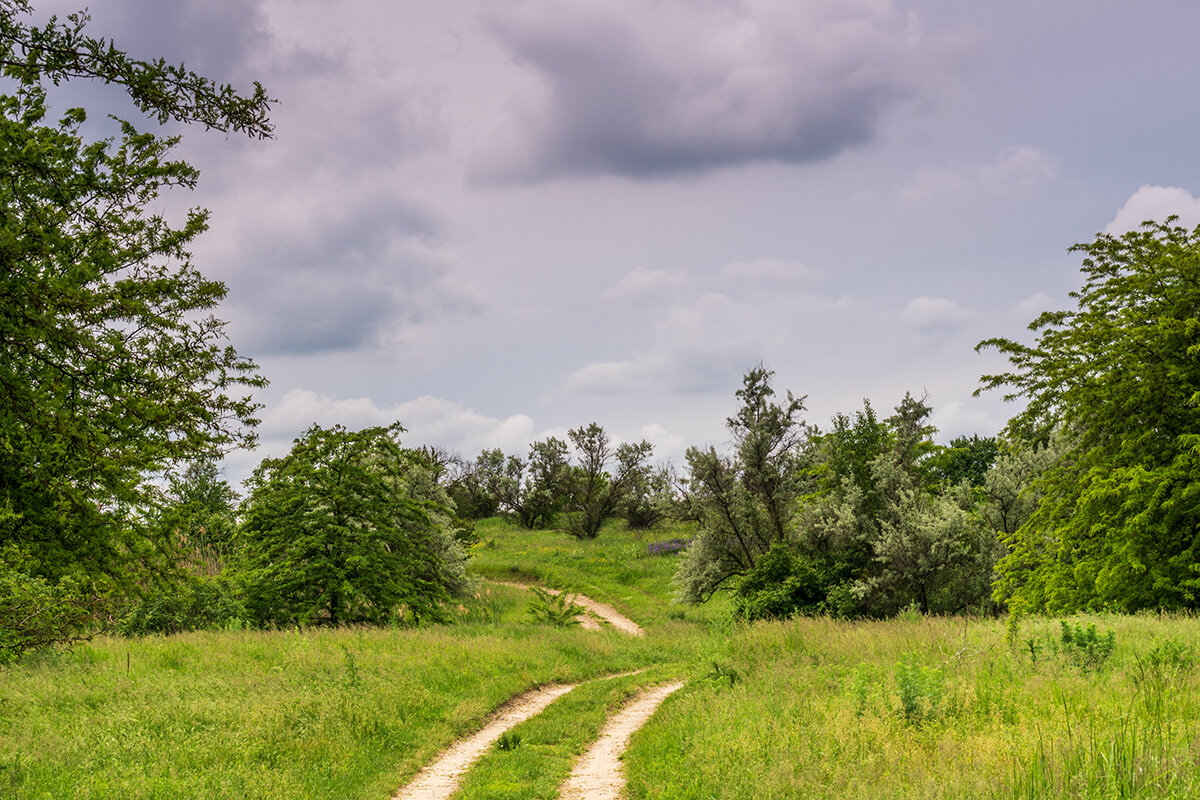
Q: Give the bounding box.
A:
[979,219,1200,612]
[236,424,467,627]
[0,1,272,600]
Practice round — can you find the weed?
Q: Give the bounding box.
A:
[701,660,740,687]
[339,643,360,689]
[895,656,943,724]
[526,586,584,627]
[495,730,521,751]
[1059,620,1115,670]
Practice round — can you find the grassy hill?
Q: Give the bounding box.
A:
[3,519,1199,799]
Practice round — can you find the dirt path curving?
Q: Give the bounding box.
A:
[490,580,645,637]
[393,683,577,800]
[557,681,685,800]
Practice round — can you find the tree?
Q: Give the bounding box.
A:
[927,435,1000,488]
[675,366,809,602]
[978,219,1200,612]
[510,437,571,529]
[236,424,467,627]
[163,458,239,561]
[0,1,272,615]
[563,423,653,539]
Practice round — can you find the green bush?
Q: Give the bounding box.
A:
[1059,620,1116,670]
[733,543,825,620]
[0,561,96,663]
[115,576,246,636]
[526,586,584,627]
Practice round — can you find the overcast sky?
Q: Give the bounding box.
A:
[33,0,1200,484]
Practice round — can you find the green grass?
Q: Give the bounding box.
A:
[0,608,662,799]
[623,613,1200,799]
[468,517,730,629]
[4,519,1200,799]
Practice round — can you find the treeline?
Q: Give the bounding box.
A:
[4,1,1200,661]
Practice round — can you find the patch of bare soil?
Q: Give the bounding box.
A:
[491,580,645,636]
[556,681,685,800]
[392,683,577,800]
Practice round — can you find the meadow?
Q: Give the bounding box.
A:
[2,519,1198,799]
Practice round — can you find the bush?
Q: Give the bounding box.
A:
[1060,620,1116,670]
[115,576,246,636]
[0,561,97,663]
[733,543,825,620]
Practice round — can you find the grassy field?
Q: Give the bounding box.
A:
[3,518,1199,799]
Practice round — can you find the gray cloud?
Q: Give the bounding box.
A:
[473,0,952,181]
[218,193,480,357]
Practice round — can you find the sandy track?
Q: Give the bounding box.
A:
[557,681,685,800]
[490,580,645,636]
[392,683,577,800]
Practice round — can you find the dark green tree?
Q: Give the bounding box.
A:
[927,435,1000,489]
[563,423,653,539]
[236,424,467,627]
[675,366,809,602]
[978,219,1200,612]
[0,1,271,613]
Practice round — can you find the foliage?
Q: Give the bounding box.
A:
[926,434,999,488]
[979,220,1200,612]
[0,557,97,663]
[622,464,678,530]
[732,542,825,620]
[894,656,944,724]
[524,586,584,627]
[675,366,809,602]
[159,458,240,572]
[795,393,1000,616]
[114,575,245,637]
[563,422,654,539]
[0,0,271,650]
[1059,620,1116,671]
[235,423,467,627]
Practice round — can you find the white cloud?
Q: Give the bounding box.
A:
[901,296,972,331]
[899,145,1056,205]
[1012,292,1055,319]
[259,389,537,455]
[605,269,693,304]
[1105,185,1200,235]
[564,287,855,395]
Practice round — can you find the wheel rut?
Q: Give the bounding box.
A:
[392,581,674,799]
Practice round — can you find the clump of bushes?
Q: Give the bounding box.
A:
[732,543,826,621]
[115,577,246,636]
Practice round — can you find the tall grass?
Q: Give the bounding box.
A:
[5,519,1199,799]
[0,605,663,799]
[623,613,1200,799]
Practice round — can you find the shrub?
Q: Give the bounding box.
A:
[115,576,246,636]
[733,543,825,620]
[0,561,97,663]
[526,587,584,627]
[1059,620,1116,670]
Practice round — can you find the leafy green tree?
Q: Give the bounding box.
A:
[622,464,677,530]
[927,435,1000,488]
[563,423,654,539]
[162,458,239,564]
[236,424,466,627]
[511,437,571,529]
[675,366,809,602]
[798,395,999,616]
[978,220,1200,612]
[0,1,271,613]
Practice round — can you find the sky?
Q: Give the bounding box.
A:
[30,0,1200,485]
